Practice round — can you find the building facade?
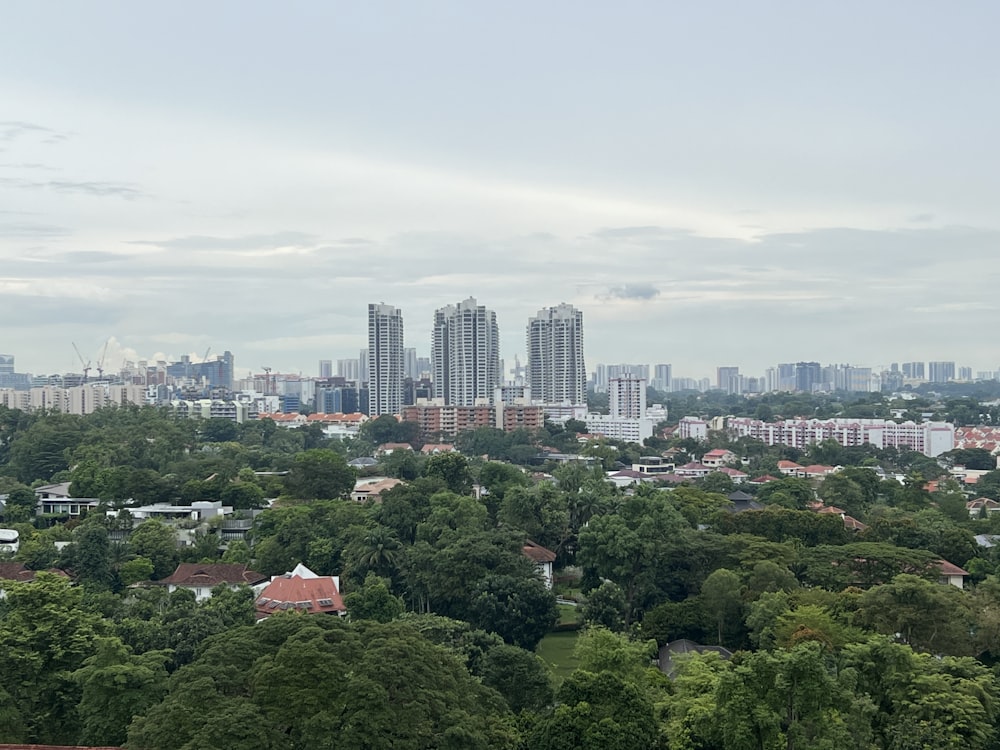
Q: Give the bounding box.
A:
[609,376,646,419]
[367,303,404,416]
[526,303,586,405]
[726,417,955,457]
[432,297,501,406]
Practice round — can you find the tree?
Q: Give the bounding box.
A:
[578,492,688,627]
[119,556,155,585]
[842,637,999,750]
[498,483,570,554]
[128,519,179,580]
[3,484,36,522]
[359,414,419,447]
[72,637,171,746]
[755,476,815,509]
[65,522,116,590]
[478,644,553,713]
[0,573,104,743]
[285,449,356,500]
[343,573,405,622]
[423,452,474,495]
[131,618,520,750]
[467,573,557,650]
[855,574,974,655]
[714,642,868,750]
[581,580,627,631]
[527,670,659,750]
[220,481,266,509]
[700,568,744,647]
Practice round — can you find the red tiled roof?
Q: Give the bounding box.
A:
[523,540,556,564]
[255,575,345,617]
[0,563,69,582]
[158,563,267,588]
[704,449,732,457]
[749,474,780,484]
[936,559,969,577]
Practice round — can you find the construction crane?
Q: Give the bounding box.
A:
[262,366,273,394]
[95,339,110,380]
[202,346,212,363]
[72,342,91,383]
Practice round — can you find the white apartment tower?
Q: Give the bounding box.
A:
[526,303,586,404]
[432,297,501,406]
[368,303,404,416]
[609,376,646,419]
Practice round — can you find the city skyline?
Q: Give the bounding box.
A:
[3,4,1000,375]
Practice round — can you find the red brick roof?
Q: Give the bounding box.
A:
[158,563,267,588]
[255,575,345,618]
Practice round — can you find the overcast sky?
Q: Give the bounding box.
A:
[2,2,998,380]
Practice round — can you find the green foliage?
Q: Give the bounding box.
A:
[285,448,356,500]
[581,580,627,631]
[478,643,554,713]
[344,573,405,622]
[712,505,850,546]
[423,451,474,495]
[467,573,557,650]
[527,669,660,750]
[578,491,688,626]
[855,574,974,655]
[128,519,179,579]
[798,542,939,590]
[0,573,105,743]
[72,637,171,746]
[128,617,520,750]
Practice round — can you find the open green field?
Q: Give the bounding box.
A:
[535,630,580,685]
[556,603,580,627]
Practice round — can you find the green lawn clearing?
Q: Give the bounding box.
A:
[536,630,580,685]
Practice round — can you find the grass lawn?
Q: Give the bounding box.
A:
[536,630,580,686]
[556,603,580,627]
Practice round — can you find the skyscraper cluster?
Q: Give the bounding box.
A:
[365,298,587,416]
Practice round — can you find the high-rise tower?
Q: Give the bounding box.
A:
[526,303,586,404]
[368,303,404,416]
[432,297,500,406]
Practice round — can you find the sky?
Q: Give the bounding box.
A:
[2,1,999,380]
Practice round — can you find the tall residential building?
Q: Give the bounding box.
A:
[432,297,501,406]
[526,303,586,405]
[336,358,360,381]
[928,361,956,383]
[717,366,740,394]
[609,376,646,419]
[652,364,672,393]
[358,349,369,383]
[403,348,419,380]
[319,360,333,378]
[902,362,925,380]
[367,303,404,416]
[794,361,822,393]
